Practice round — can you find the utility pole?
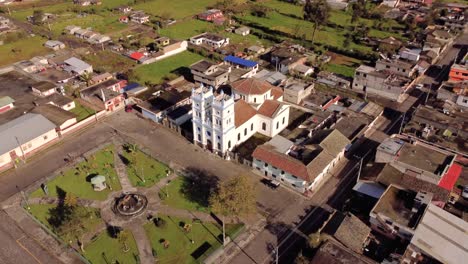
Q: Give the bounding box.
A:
[356,156,363,183]
[15,136,26,163]
[222,215,226,246]
[399,111,406,135]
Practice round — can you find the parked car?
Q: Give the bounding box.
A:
[462,186,468,199]
[260,178,280,189]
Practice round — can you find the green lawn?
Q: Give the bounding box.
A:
[159,19,214,40]
[121,147,170,187]
[29,145,121,200]
[144,215,243,264]
[28,204,103,244]
[159,177,209,212]
[0,36,49,67]
[84,230,140,264]
[133,51,204,85]
[324,63,356,78]
[70,101,95,122]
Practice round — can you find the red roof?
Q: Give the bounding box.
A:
[271,86,283,100]
[130,52,144,60]
[258,100,281,118]
[234,99,256,127]
[252,146,310,181]
[438,163,462,191]
[231,78,274,95]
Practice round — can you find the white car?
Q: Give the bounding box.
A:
[462,186,468,199]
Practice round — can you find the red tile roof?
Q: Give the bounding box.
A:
[438,163,462,191]
[234,99,256,127]
[271,86,283,100]
[258,100,281,118]
[130,52,144,60]
[252,146,310,181]
[231,78,274,95]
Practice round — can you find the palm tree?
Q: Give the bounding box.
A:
[304,0,330,44]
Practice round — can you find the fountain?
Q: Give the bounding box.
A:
[113,193,148,217]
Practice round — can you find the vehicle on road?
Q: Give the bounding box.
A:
[462,186,468,199]
[261,178,280,189]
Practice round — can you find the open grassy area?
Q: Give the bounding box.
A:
[133,0,218,19]
[120,147,170,187]
[70,100,95,121]
[0,36,49,67]
[144,215,243,264]
[84,230,140,264]
[29,145,121,200]
[324,63,356,78]
[28,204,103,243]
[159,177,209,213]
[159,19,214,40]
[83,50,136,73]
[133,51,204,85]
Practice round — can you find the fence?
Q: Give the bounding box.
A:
[61,110,107,136]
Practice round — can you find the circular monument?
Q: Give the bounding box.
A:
[113,193,148,217]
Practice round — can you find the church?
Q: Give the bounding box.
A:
[191,78,290,156]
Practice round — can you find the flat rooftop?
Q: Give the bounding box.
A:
[397,143,453,176]
[0,71,38,124]
[372,185,419,228]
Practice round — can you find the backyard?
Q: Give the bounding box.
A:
[83,50,136,74]
[29,145,121,200]
[132,51,204,85]
[69,100,95,121]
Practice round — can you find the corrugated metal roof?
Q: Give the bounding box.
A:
[224,55,258,68]
[0,113,56,154]
[0,96,15,108]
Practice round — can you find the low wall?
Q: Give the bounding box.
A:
[61,110,107,136]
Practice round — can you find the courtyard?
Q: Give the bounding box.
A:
[25,141,244,264]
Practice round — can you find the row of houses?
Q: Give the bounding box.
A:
[65,25,111,44]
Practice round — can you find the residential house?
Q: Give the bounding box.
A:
[44,40,65,50]
[291,64,314,77]
[138,90,191,123]
[73,0,101,6]
[449,63,468,82]
[130,11,150,24]
[270,48,305,74]
[376,138,461,192]
[80,81,124,111]
[369,184,431,241]
[0,114,58,170]
[63,57,93,75]
[89,34,111,44]
[15,60,43,74]
[317,71,351,89]
[304,92,341,111]
[320,211,371,254]
[192,78,289,156]
[247,45,265,55]
[119,16,129,23]
[190,33,229,49]
[30,81,57,97]
[190,60,230,88]
[118,5,132,13]
[234,26,250,36]
[253,69,287,86]
[197,9,224,24]
[155,36,170,46]
[31,104,77,132]
[399,48,421,62]
[427,29,454,45]
[411,105,468,138]
[138,40,188,65]
[90,72,113,85]
[375,58,417,78]
[163,104,192,132]
[223,55,258,77]
[326,0,349,10]
[64,25,81,35]
[310,240,374,264]
[252,130,350,193]
[353,65,412,101]
[282,80,314,104]
[437,81,468,109]
[0,96,14,113]
[402,204,468,264]
[37,93,75,111]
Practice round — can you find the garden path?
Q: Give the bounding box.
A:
[113,140,137,193]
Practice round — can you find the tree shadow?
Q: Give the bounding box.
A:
[180,167,219,208]
[47,186,72,229]
[106,224,122,238]
[118,154,131,166]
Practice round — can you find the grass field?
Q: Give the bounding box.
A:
[144,215,243,264]
[29,145,121,200]
[133,0,218,19]
[83,50,136,73]
[159,177,209,213]
[70,101,95,121]
[159,19,214,40]
[133,51,204,84]
[120,147,170,187]
[0,36,49,67]
[84,230,140,264]
[324,53,362,78]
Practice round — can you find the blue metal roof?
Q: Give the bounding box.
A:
[224,55,258,68]
[123,83,141,92]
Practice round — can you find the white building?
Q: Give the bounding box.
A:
[190,33,229,48]
[63,57,93,75]
[0,114,58,170]
[191,78,289,156]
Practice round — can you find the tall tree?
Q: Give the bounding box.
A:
[31,10,45,25]
[350,0,367,24]
[210,175,256,244]
[303,0,330,44]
